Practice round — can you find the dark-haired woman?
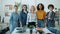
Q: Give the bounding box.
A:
[20,4,28,32]
[46,4,55,28]
[36,3,46,34]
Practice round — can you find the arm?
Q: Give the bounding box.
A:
[35,12,38,24]
[44,11,46,19]
[43,12,47,27]
[36,27,43,30]
[35,14,37,25]
[46,12,48,19]
[26,13,29,25]
[10,13,13,24]
[18,15,20,27]
[51,12,55,20]
[19,12,23,27]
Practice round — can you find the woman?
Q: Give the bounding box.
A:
[36,3,46,34]
[27,5,36,28]
[46,4,55,28]
[27,6,37,34]
[10,5,20,33]
[20,4,28,32]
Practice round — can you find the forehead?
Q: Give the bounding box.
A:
[49,6,53,8]
[23,6,26,7]
[39,4,42,6]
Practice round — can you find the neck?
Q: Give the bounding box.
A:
[50,10,53,11]
[24,10,26,11]
[31,11,35,14]
[15,11,17,13]
[40,10,41,11]
[15,10,18,11]
[15,10,18,13]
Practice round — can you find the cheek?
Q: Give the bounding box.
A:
[39,6,42,9]
[25,7,27,9]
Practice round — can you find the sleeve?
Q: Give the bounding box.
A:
[44,11,46,19]
[46,12,48,20]
[44,12,47,26]
[51,12,55,20]
[18,15,20,27]
[35,14,37,24]
[10,13,13,24]
[19,11,23,24]
[36,12,37,17]
[26,13,30,24]
[46,12,48,16]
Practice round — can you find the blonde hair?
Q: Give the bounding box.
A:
[30,5,35,11]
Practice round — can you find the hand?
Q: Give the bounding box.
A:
[20,24,22,27]
[36,28,43,30]
[20,22,22,27]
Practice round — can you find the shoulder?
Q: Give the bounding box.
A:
[46,12,49,15]
[27,11,28,13]
[53,11,55,13]
[20,11,23,15]
[28,12,31,15]
[43,10,46,12]
[36,10,39,13]
[47,12,49,13]
[20,11,23,13]
[52,11,55,14]
[10,12,15,16]
[11,12,15,14]
[43,10,46,14]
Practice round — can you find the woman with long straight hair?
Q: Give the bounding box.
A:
[20,4,28,32]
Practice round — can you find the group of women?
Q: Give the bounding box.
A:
[9,3,56,34]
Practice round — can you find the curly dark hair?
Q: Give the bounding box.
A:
[48,4,54,9]
[37,3,44,10]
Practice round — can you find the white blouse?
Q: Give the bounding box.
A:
[27,12,37,23]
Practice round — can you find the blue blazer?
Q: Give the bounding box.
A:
[46,11,55,21]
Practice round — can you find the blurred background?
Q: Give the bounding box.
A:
[0,0,60,34]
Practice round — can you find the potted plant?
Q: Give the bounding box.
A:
[15,2,21,8]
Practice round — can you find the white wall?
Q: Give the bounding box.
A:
[20,0,60,12]
[1,0,60,12]
[35,0,60,12]
[0,0,2,16]
[0,0,60,23]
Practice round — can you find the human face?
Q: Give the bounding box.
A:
[14,7,18,12]
[39,4,42,10]
[49,7,53,11]
[30,6,35,13]
[22,6,27,11]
